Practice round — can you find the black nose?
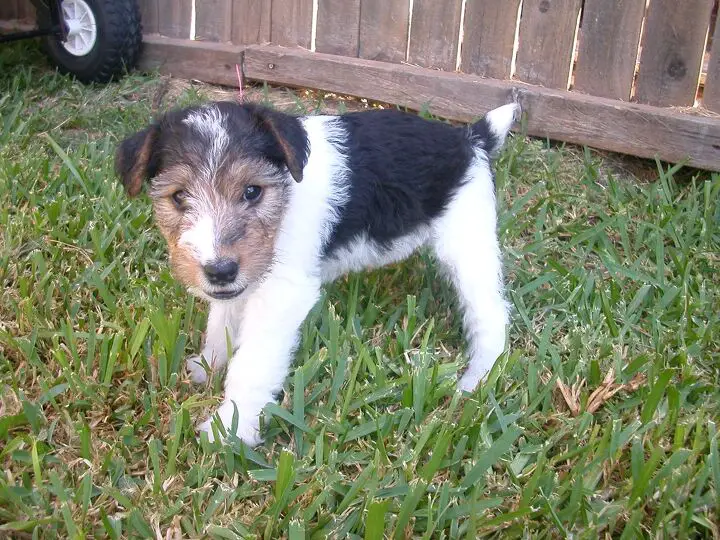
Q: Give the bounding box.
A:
[203,259,239,285]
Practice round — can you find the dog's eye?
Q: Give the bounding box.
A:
[243,185,262,202]
[172,190,188,210]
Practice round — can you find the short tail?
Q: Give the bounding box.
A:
[470,103,520,157]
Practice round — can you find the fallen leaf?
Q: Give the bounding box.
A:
[556,370,647,417]
[587,370,647,415]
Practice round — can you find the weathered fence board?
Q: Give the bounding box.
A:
[2,0,719,171]
[408,0,463,70]
[18,0,35,22]
[704,15,720,112]
[271,0,313,48]
[316,0,360,56]
[1,0,34,21]
[358,0,410,63]
[573,0,645,100]
[140,36,243,86]
[196,0,233,42]
[232,0,270,45]
[137,0,159,34]
[460,0,521,80]
[157,0,191,39]
[515,0,582,89]
[0,1,16,20]
[635,0,713,107]
[239,44,720,170]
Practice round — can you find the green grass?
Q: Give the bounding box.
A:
[1,42,719,538]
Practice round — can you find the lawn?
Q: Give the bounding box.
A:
[1,42,719,539]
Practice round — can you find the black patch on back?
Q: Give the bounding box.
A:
[323,110,479,255]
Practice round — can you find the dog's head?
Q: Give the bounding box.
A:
[115,102,309,300]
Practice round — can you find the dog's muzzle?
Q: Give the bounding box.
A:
[207,288,244,300]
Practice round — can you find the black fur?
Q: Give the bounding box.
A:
[157,102,309,181]
[323,110,491,255]
[115,125,160,196]
[470,116,502,157]
[243,103,309,182]
[115,102,309,193]
[117,102,505,256]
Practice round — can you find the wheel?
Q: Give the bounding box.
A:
[41,0,142,83]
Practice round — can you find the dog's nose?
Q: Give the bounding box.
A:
[203,259,239,285]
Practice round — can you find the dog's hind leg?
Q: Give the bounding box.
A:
[431,160,509,392]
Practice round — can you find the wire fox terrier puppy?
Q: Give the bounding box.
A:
[116,100,519,446]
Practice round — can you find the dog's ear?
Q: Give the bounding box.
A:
[115,125,160,197]
[248,105,308,183]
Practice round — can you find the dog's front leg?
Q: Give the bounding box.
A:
[186,300,244,383]
[198,271,320,446]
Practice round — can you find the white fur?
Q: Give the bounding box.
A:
[179,105,232,269]
[484,103,520,154]
[199,115,349,443]
[321,227,431,282]
[183,105,230,174]
[179,214,216,264]
[195,105,515,445]
[186,298,245,383]
[431,154,508,390]
[274,115,350,271]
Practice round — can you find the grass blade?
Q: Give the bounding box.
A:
[461,427,522,490]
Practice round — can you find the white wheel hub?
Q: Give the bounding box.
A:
[60,0,97,57]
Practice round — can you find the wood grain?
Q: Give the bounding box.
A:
[139,35,245,87]
[316,0,360,56]
[239,44,720,171]
[635,0,713,107]
[17,0,34,21]
[460,0,521,79]
[0,0,18,20]
[358,0,410,64]
[232,0,271,45]
[407,0,463,70]
[270,0,313,48]
[0,0,37,22]
[157,0,191,39]
[704,10,720,112]
[573,0,645,100]
[195,0,233,42]
[515,0,582,89]
[137,0,159,34]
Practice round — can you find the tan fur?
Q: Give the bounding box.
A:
[149,159,289,292]
[124,129,156,197]
[257,114,304,182]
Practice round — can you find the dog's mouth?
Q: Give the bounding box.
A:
[207,288,244,300]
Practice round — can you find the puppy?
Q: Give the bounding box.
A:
[116,100,519,445]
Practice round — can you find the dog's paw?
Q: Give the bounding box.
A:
[458,371,482,393]
[458,363,492,393]
[186,354,210,384]
[459,349,503,393]
[198,400,263,447]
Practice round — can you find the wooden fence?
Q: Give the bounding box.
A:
[3,0,720,171]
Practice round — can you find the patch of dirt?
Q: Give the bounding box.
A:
[152,76,391,115]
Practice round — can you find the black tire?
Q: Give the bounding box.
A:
[41,0,142,84]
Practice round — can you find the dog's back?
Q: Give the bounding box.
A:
[314,105,518,273]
